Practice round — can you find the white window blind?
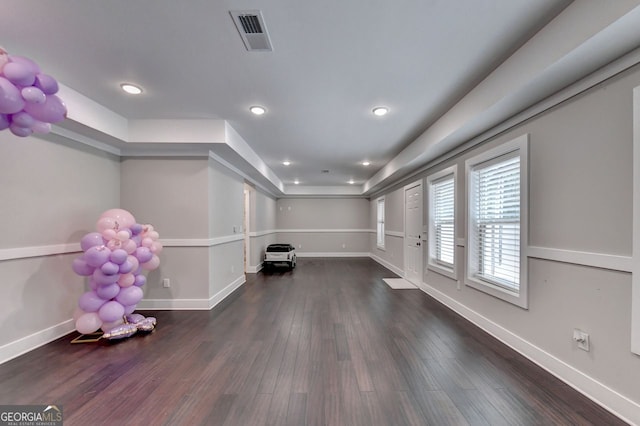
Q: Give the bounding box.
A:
[377,198,385,248]
[470,154,520,291]
[432,175,455,266]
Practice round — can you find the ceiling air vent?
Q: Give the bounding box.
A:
[230,10,273,52]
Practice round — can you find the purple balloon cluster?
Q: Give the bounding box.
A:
[72,209,163,335]
[0,47,67,137]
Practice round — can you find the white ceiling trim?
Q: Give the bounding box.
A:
[368,44,640,200]
[128,119,227,144]
[363,4,640,195]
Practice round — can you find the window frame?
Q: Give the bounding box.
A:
[427,165,457,280]
[376,196,385,250]
[465,134,529,309]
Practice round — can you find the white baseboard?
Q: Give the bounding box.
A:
[208,275,246,309]
[369,253,404,277]
[138,275,246,310]
[418,281,640,426]
[246,263,263,273]
[136,298,211,310]
[296,252,370,258]
[0,319,75,365]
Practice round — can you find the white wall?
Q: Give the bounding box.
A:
[371,63,640,421]
[0,133,120,361]
[276,198,370,255]
[121,157,211,303]
[120,156,247,309]
[208,158,245,299]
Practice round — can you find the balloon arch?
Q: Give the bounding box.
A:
[72,209,161,340]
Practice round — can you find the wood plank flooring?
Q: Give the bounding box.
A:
[0,258,627,425]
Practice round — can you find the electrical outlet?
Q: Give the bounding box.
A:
[162,278,170,288]
[573,329,590,351]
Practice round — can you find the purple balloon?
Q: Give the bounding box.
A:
[9,123,32,137]
[31,120,51,134]
[33,73,58,95]
[126,313,145,324]
[2,62,35,86]
[23,94,66,123]
[100,261,120,275]
[89,279,99,290]
[92,268,119,285]
[130,235,142,246]
[8,55,40,74]
[11,111,34,128]
[118,259,134,274]
[21,86,46,104]
[80,232,104,251]
[109,248,128,265]
[0,77,25,114]
[84,245,111,267]
[78,291,107,312]
[98,301,125,323]
[116,286,143,306]
[97,283,120,300]
[0,114,8,130]
[123,304,137,315]
[103,323,137,340]
[72,257,95,276]
[135,247,153,264]
[136,317,156,331]
[130,224,143,236]
[133,274,147,287]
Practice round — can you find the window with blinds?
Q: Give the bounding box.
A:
[433,176,455,265]
[376,197,385,249]
[470,154,520,290]
[465,134,528,308]
[427,166,457,278]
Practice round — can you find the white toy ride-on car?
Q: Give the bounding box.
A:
[264,244,296,270]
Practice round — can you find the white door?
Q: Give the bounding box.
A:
[404,181,423,285]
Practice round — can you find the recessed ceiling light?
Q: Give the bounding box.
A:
[348,179,355,184]
[120,83,142,95]
[372,106,388,116]
[294,180,299,185]
[250,106,266,115]
[283,161,291,166]
[362,161,370,166]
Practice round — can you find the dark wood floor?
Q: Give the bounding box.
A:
[0,258,627,425]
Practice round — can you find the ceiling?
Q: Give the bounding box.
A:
[0,0,621,196]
